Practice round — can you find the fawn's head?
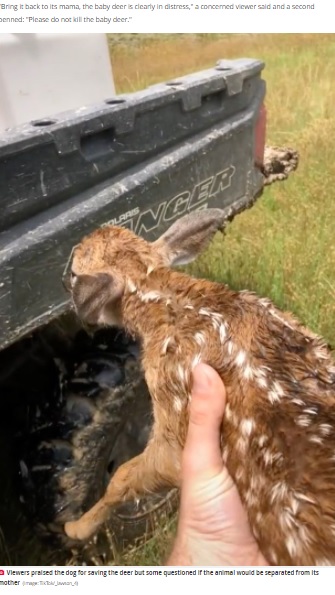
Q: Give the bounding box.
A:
[64,208,226,327]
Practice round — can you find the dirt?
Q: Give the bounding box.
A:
[262,146,299,185]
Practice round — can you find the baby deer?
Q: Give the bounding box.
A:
[64,208,335,566]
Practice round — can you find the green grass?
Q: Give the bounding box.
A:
[108,518,178,566]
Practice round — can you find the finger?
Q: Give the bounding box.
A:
[182,363,226,479]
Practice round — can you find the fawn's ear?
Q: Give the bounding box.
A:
[71,272,125,326]
[152,208,227,266]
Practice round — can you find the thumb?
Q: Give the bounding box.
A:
[182,363,227,480]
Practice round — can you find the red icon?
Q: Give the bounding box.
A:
[0,570,4,575]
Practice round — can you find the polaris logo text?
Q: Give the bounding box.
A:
[104,165,235,235]
[63,166,235,278]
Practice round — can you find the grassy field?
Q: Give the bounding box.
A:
[110,33,335,344]
[105,33,335,564]
[3,33,335,567]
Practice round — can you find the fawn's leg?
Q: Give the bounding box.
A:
[64,443,179,541]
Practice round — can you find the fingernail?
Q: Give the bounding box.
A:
[192,364,212,393]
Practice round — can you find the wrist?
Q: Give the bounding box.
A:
[166,533,269,567]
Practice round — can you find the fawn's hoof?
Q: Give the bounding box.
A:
[64,520,95,541]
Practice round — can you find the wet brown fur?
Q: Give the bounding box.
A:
[64,217,335,566]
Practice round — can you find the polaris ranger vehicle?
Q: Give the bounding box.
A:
[0,58,298,564]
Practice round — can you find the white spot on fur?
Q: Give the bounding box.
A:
[254,366,269,389]
[290,497,300,516]
[235,350,247,367]
[270,481,288,504]
[273,381,284,397]
[309,435,323,445]
[127,279,136,293]
[258,435,268,448]
[245,490,257,507]
[268,389,280,404]
[303,407,318,415]
[268,380,284,403]
[241,418,254,437]
[292,398,305,407]
[263,449,275,466]
[161,337,172,355]
[296,415,311,427]
[256,376,268,389]
[140,290,162,303]
[146,265,154,276]
[285,534,299,557]
[194,332,206,347]
[226,340,235,355]
[184,304,193,310]
[211,315,221,331]
[199,307,211,316]
[191,353,202,369]
[281,510,299,532]
[219,323,227,343]
[259,297,271,308]
[295,493,316,505]
[319,423,332,436]
[243,364,254,380]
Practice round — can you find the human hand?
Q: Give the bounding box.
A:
[166,363,269,566]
